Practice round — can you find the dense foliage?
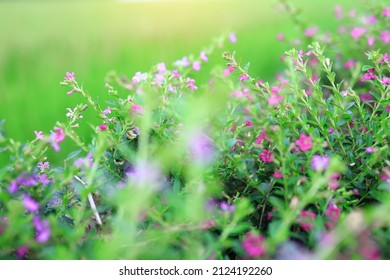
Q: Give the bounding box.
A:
[0,2,389,259]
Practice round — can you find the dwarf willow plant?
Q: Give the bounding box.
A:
[0,2,389,260]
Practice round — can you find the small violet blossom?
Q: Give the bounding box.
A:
[37,161,50,172]
[200,51,208,62]
[229,32,237,44]
[311,155,330,172]
[23,195,39,212]
[32,216,50,243]
[220,201,235,212]
[187,77,198,91]
[192,61,201,71]
[102,107,111,115]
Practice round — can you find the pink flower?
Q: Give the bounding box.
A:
[351,27,366,40]
[295,134,312,152]
[304,26,317,37]
[172,69,181,78]
[343,60,356,69]
[311,155,330,172]
[255,129,267,144]
[268,95,283,105]
[200,51,208,62]
[187,77,198,91]
[325,204,341,228]
[174,56,190,67]
[132,72,147,83]
[34,131,44,140]
[223,65,235,76]
[260,149,273,163]
[383,7,390,18]
[368,37,375,46]
[37,161,50,172]
[242,233,265,258]
[157,63,166,74]
[334,5,343,20]
[23,195,39,212]
[277,33,284,41]
[365,15,377,24]
[102,107,111,115]
[245,120,253,127]
[64,72,76,82]
[297,210,316,231]
[378,53,389,64]
[380,30,390,43]
[362,68,377,81]
[271,86,280,94]
[382,77,390,85]
[50,127,65,152]
[272,171,283,179]
[131,104,143,115]
[192,61,201,71]
[366,147,376,153]
[329,173,340,190]
[99,124,107,131]
[229,32,237,44]
[238,74,249,81]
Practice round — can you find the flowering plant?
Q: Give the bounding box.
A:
[0,1,389,260]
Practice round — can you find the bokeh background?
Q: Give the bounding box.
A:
[0,0,360,162]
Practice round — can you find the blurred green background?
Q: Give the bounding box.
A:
[0,0,359,162]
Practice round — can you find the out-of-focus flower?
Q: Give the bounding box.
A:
[242,232,265,258]
[311,155,330,172]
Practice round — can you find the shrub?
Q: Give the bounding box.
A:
[0,1,389,260]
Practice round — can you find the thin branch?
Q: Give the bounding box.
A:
[74,175,103,226]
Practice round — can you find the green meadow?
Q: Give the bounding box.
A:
[0,0,359,162]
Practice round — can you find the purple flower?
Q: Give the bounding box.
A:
[23,195,39,212]
[132,72,147,84]
[311,155,330,172]
[32,216,50,243]
[38,174,50,186]
[9,173,39,193]
[192,61,201,71]
[126,160,164,190]
[220,201,235,212]
[362,68,377,81]
[188,132,214,165]
[174,56,190,68]
[102,107,112,115]
[229,32,237,44]
[37,161,50,172]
